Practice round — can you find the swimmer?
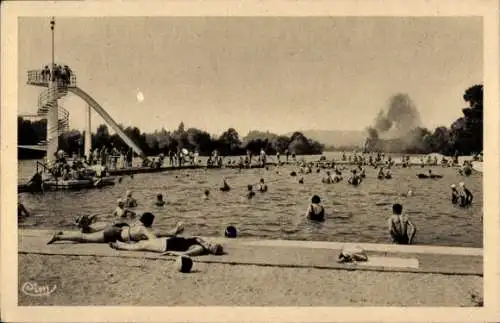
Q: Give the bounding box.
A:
[258,178,268,192]
[322,171,334,184]
[305,195,325,222]
[124,190,138,208]
[220,178,231,192]
[155,193,166,207]
[388,203,416,245]
[109,236,224,257]
[202,189,210,200]
[298,177,304,184]
[377,167,385,180]
[112,199,136,219]
[385,169,392,179]
[450,184,460,204]
[458,182,473,207]
[247,185,256,199]
[18,202,30,218]
[348,170,362,186]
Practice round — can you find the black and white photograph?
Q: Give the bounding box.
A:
[2,1,499,322]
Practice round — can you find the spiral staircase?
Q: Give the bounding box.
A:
[37,86,70,135]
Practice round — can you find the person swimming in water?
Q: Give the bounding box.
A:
[18,202,30,218]
[124,190,138,208]
[109,235,224,257]
[458,182,473,207]
[450,184,460,204]
[322,171,334,184]
[258,178,268,192]
[155,193,166,206]
[220,178,231,192]
[202,189,210,200]
[348,170,362,186]
[112,199,137,219]
[298,177,304,184]
[48,212,184,244]
[247,185,256,199]
[388,203,416,245]
[305,195,325,222]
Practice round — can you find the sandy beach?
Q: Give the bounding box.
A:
[19,254,482,306]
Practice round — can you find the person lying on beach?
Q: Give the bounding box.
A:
[388,203,416,245]
[112,199,137,218]
[124,190,138,208]
[155,193,166,206]
[47,212,184,244]
[305,195,325,222]
[109,235,224,257]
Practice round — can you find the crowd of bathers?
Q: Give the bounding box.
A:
[25,150,477,255]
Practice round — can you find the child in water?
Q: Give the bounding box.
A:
[388,203,416,245]
[247,185,256,199]
[202,189,210,200]
[112,199,137,219]
[450,184,460,204]
[258,178,268,192]
[305,195,325,222]
[458,182,473,207]
[124,190,138,208]
[155,193,166,206]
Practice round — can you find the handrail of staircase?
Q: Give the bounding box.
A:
[27,69,77,87]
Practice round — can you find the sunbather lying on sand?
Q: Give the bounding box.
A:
[48,212,184,244]
[109,236,224,257]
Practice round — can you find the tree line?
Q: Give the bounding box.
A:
[17,119,324,159]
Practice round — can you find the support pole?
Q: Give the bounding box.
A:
[46,17,58,165]
[85,103,92,160]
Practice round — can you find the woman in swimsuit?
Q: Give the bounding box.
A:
[47,213,184,244]
[305,195,325,222]
[109,235,224,257]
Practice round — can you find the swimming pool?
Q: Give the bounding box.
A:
[17,157,483,248]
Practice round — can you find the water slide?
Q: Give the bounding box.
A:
[68,87,146,158]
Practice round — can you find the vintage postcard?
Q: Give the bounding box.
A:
[1,0,499,322]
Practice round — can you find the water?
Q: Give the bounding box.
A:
[17,153,483,248]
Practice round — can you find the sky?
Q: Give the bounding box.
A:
[18,17,483,136]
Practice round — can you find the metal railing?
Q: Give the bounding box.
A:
[27,69,77,87]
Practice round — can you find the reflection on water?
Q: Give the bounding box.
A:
[17,155,483,247]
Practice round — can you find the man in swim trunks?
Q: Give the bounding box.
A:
[109,235,224,257]
[47,213,184,244]
[305,195,325,222]
[388,203,416,245]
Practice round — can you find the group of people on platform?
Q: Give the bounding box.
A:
[39,64,73,85]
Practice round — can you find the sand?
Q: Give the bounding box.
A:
[18,254,482,306]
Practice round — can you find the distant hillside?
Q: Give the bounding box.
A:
[287,130,366,148]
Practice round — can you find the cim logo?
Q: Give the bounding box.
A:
[21,280,57,297]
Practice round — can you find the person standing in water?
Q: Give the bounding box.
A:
[450,184,460,204]
[305,195,325,222]
[458,182,473,207]
[112,199,137,219]
[388,203,416,245]
[258,178,268,192]
[246,185,256,199]
[124,190,138,208]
